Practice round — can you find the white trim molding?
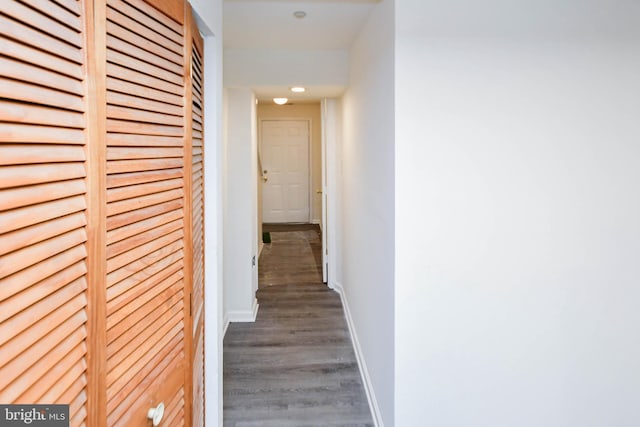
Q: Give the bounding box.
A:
[332,282,384,427]
[223,298,259,337]
[225,298,260,324]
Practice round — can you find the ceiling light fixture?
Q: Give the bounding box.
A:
[293,11,306,19]
[290,86,306,93]
[273,97,288,105]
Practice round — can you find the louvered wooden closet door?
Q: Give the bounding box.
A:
[104,0,188,425]
[187,9,205,425]
[0,0,91,425]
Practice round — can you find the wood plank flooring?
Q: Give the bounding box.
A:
[223,224,373,426]
[259,224,323,286]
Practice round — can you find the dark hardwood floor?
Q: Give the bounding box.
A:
[259,224,323,287]
[223,224,373,426]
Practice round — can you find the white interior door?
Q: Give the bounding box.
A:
[262,120,310,223]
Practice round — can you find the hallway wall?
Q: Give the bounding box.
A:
[338,0,395,425]
[395,1,640,426]
[223,88,259,325]
[187,2,225,425]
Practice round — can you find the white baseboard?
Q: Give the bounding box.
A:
[223,313,230,337]
[223,298,259,337]
[332,281,384,427]
[229,299,259,323]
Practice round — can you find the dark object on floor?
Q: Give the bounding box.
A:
[262,231,271,243]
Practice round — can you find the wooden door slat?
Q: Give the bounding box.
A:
[107,322,183,405]
[17,342,86,403]
[107,92,183,117]
[52,0,82,16]
[107,0,183,46]
[3,324,86,400]
[106,255,182,311]
[0,194,86,235]
[106,229,183,273]
[107,50,183,87]
[107,77,183,107]
[39,357,87,404]
[119,0,183,35]
[0,16,83,64]
[106,188,183,216]
[0,292,86,365]
[106,168,183,190]
[107,146,184,161]
[163,389,183,427]
[111,354,184,427]
[107,132,183,147]
[0,77,85,112]
[106,218,183,258]
[107,105,184,126]
[107,63,182,96]
[0,261,86,323]
[0,36,82,80]
[107,334,183,424]
[0,144,85,166]
[0,277,86,348]
[0,163,86,189]
[3,0,83,48]
[107,158,183,175]
[0,123,85,144]
[20,0,82,32]
[106,200,183,233]
[106,241,182,289]
[106,5,182,56]
[106,119,183,137]
[0,0,89,418]
[107,22,183,67]
[0,246,86,304]
[0,213,86,258]
[0,179,86,211]
[0,228,87,280]
[106,178,183,203]
[0,313,85,394]
[107,308,182,386]
[0,57,84,96]
[66,387,87,423]
[107,34,183,76]
[110,212,182,249]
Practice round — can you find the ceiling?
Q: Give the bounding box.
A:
[224,0,378,49]
[223,0,380,101]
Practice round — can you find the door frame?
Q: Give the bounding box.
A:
[259,118,313,224]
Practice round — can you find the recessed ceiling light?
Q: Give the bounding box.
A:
[293,11,306,19]
[290,87,306,93]
[273,98,288,105]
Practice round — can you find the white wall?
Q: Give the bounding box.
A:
[395,1,640,426]
[338,0,395,425]
[224,48,349,89]
[223,88,259,326]
[323,98,342,288]
[187,1,223,425]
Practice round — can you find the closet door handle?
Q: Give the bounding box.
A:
[147,402,165,426]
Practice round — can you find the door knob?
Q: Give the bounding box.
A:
[147,402,165,426]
